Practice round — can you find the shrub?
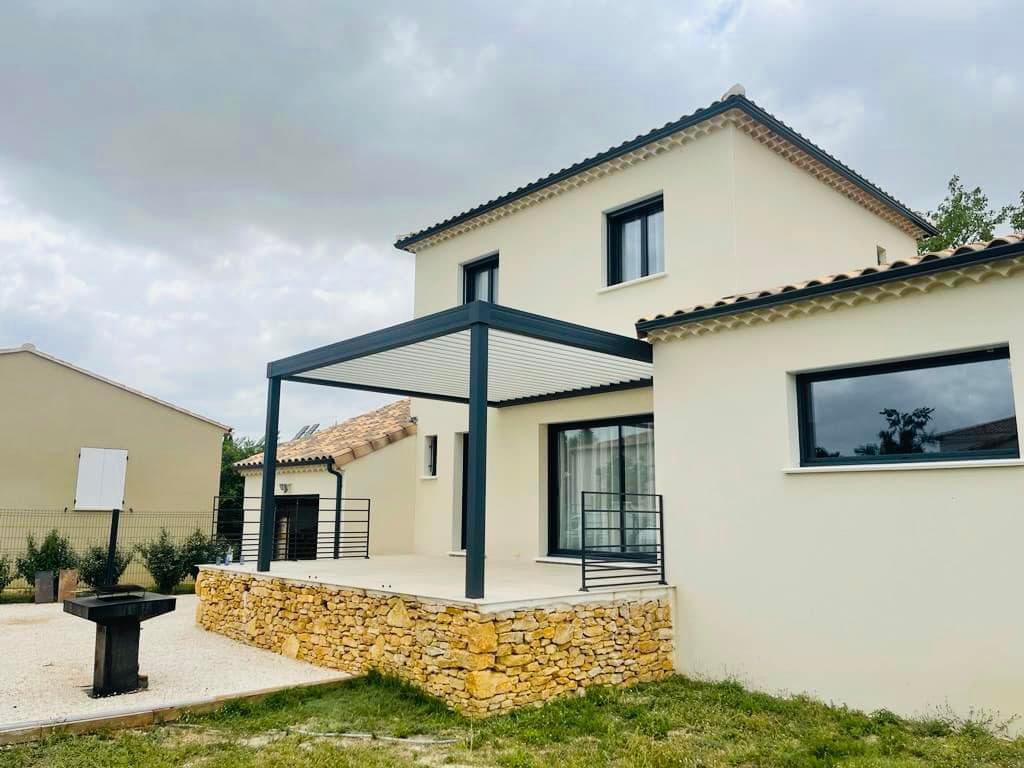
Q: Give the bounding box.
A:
[16,529,78,585]
[0,556,13,593]
[137,529,189,594]
[78,545,133,588]
[180,529,230,579]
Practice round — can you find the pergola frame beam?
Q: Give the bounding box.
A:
[256,301,653,598]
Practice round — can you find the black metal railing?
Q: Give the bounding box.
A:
[580,491,665,591]
[214,496,371,564]
[0,507,218,591]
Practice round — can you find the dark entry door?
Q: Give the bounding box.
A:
[460,433,468,550]
[274,494,320,560]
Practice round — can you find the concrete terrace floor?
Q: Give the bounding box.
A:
[0,595,347,728]
[214,554,672,609]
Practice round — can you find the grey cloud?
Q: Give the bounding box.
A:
[0,1,1021,435]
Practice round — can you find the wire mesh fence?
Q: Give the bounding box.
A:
[0,508,216,592]
[0,495,372,595]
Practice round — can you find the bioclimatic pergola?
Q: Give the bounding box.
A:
[257,300,653,599]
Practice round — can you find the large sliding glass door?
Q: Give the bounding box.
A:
[548,415,655,556]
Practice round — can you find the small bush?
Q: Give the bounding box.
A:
[0,556,13,592]
[78,545,133,588]
[16,529,78,585]
[137,529,189,594]
[180,528,230,579]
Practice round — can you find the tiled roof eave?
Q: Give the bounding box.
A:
[640,239,1024,342]
[233,400,416,470]
[394,95,934,253]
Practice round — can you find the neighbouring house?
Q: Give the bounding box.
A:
[233,399,417,560]
[197,86,1024,723]
[0,343,230,581]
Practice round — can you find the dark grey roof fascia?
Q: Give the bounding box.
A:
[394,94,936,251]
[635,239,1024,337]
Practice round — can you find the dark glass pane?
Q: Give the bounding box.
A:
[807,356,1018,460]
[556,425,619,552]
[465,262,497,303]
[618,218,643,282]
[646,211,664,275]
[621,422,656,554]
[473,268,489,301]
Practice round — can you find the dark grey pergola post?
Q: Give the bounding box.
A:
[259,300,653,598]
[257,376,281,572]
[464,322,489,599]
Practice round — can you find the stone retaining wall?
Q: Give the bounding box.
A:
[195,568,674,716]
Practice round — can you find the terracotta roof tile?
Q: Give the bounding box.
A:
[236,399,415,469]
[637,234,1024,331]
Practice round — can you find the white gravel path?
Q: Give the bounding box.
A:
[0,595,347,727]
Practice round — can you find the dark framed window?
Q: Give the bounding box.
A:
[424,435,438,477]
[547,414,655,556]
[607,196,664,286]
[464,254,499,303]
[797,347,1019,466]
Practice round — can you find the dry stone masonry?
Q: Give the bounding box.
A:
[195,567,674,716]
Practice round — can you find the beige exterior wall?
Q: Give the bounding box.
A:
[406,120,922,564]
[241,435,416,557]
[652,274,1024,724]
[0,350,225,511]
[407,123,918,562]
[732,131,918,291]
[412,125,918,335]
[411,388,653,559]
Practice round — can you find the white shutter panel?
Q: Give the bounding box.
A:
[75,448,128,510]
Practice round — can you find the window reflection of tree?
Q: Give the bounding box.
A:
[854,407,936,456]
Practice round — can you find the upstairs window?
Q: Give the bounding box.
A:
[424,435,438,477]
[464,254,499,303]
[797,347,1019,466]
[607,196,664,286]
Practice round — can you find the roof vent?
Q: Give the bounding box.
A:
[20,342,36,351]
[721,83,746,99]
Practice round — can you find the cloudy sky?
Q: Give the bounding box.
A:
[1,1,1021,438]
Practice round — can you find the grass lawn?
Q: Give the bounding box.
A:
[2,673,1022,767]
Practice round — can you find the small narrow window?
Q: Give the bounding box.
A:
[607,196,664,286]
[424,435,438,477]
[464,255,499,303]
[797,348,1018,466]
[876,245,888,265]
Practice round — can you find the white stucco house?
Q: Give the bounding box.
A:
[200,86,1024,722]
[234,399,416,559]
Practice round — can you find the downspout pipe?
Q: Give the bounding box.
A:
[325,459,344,559]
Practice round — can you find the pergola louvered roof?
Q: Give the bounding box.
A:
[269,302,653,407]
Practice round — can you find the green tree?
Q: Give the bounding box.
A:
[136,529,190,594]
[1010,190,1024,233]
[78,545,133,588]
[219,434,264,511]
[855,407,936,456]
[919,176,1013,253]
[0,556,13,593]
[16,529,78,585]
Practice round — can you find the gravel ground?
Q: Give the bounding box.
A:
[0,595,347,727]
